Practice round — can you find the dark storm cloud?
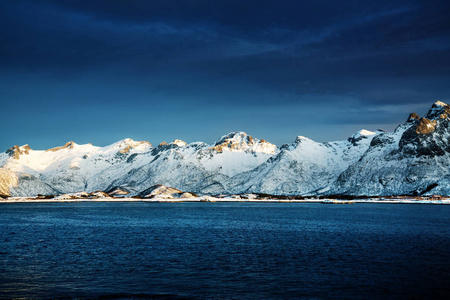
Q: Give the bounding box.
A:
[2,1,449,76]
[26,0,389,30]
[1,0,450,149]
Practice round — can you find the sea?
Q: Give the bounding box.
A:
[0,202,449,299]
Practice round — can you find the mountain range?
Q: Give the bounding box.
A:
[2,101,450,197]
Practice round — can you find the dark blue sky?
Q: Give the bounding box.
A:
[1,0,450,150]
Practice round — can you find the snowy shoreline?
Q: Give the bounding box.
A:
[1,197,450,205]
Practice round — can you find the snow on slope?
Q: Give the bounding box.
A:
[106,141,230,194]
[3,101,450,197]
[0,168,58,197]
[106,132,278,194]
[331,101,450,196]
[0,168,17,197]
[199,132,278,177]
[0,132,279,196]
[227,130,377,195]
[1,139,153,194]
[211,131,277,154]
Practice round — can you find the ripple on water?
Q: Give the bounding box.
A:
[0,202,449,299]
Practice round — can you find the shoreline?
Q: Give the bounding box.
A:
[1,197,450,205]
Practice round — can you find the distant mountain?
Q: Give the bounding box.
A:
[330,101,450,196]
[105,132,278,195]
[227,129,378,195]
[1,101,450,197]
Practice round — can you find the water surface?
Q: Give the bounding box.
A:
[0,202,449,299]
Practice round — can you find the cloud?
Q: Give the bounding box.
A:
[1,0,450,149]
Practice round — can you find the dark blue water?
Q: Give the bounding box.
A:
[0,202,449,299]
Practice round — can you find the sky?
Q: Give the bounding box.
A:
[1,0,450,150]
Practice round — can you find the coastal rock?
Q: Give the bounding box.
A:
[138,184,197,199]
[105,186,132,197]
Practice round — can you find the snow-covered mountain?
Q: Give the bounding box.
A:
[0,139,153,195]
[0,131,278,197]
[227,129,379,195]
[331,101,450,196]
[2,101,450,197]
[105,132,278,195]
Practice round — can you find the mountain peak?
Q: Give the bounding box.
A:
[407,112,420,122]
[350,129,376,139]
[156,139,186,149]
[114,138,151,148]
[6,144,32,160]
[45,141,77,152]
[351,129,376,138]
[122,138,135,144]
[112,139,152,154]
[211,131,277,154]
[426,100,450,120]
[347,129,376,145]
[214,131,250,145]
[151,139,187,155]
[294,136,312,143]
[283,136,314,150]
[212,131,255,152]
[434,100,448,107]
[172,139,187,147]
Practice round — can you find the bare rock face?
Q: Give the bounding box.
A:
[46,141,76,152]
[333,100,450,196]
[399,102,450,157]
[415,118,437,134]
[209,131,277,154]
[6,144,31,160]
[119,146,132,154]
[407,112,420,122]
[6,146,20,160]
[116,140,152,154]
[151,140,184,156]
[211,132,255,153]
[425,100,450,119]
